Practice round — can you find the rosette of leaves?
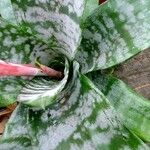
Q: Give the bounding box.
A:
[0,0,150,149]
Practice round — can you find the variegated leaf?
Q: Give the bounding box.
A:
[17,59,69,109]
[0,18,61,107]
[76,0,150,73]
[88,72,150,141]
[0,0,16,24]
[0,72,148,149]
[2,0,86,59]
[82,0,99,23]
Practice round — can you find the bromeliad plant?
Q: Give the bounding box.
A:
[0,0,150,149]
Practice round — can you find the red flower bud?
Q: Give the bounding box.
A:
[0,60,43,76]
[0,60,63,79]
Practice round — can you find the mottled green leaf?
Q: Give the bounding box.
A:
[0,0,99,107]
[0,0,16,24]
[0,0,150,149]
[82,0,99,23]
[18,59,69,109]
[3,0,86,59]
[0,18,62,108]
[76,0,150,73]
[0,95,15,108]
[88,72,150,141]
[0,71,149,149]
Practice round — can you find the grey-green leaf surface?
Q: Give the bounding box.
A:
[87,72,150,141]
[4,0,87,59]
[0,0,150,149]
[76,0,150,73]
[82,0,99,23]
[17,59,69,109]
[0,18,61,107]
[0,0,16,25]
[0,73,149,150]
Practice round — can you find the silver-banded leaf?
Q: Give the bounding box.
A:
[0,72,149,149]
[82,0,99,23]
[0,18,60,107]
[88,72,150,141]
[76,0,150,73]
[6,0,87,59]
[0,0,16,25]
[18,59,69,109]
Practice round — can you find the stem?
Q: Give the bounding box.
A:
[39,64,63,78]
[35,60,63,78]
[0,60,63,79]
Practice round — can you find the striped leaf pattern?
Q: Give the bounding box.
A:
[87,72,150,142]
[0,0,150,149]
[76,0,150,73]
[0,74,149,149]
[0,18,60,107]
[10,0,86,59]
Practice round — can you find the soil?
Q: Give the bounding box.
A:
[114,49,150,99]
